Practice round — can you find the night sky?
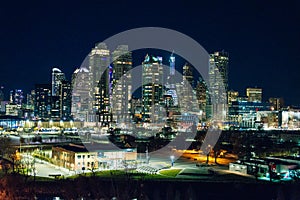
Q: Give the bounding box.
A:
[0,1,299,105]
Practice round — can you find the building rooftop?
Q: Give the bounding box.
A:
[53,144,89,153]
[53,142,136,153]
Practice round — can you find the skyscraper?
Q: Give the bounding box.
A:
[269,97,284,111]
[179,63,197,113]
[60,80,72,120]
[209,51,229,91]
[165,53,178,107]
[52,68,66,96]
[71,67,91,121]
[26,90,35,110]
[227,90,239,106]
[89,43,111,125]
[169,52,175,76]
[208,51,229,121]
[0,86,4,102]
[246,87,262,102]
[51,68,68,120]
[9,89,24,107]
[142,54,163,123]
[34,84,52,120]
[182,63,194,88]
[195,79,207,115]
[111,45,132,125]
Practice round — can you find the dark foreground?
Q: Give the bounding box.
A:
[1,174,300,200]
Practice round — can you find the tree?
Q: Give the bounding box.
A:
[213,142,221,165]
[0,137,19,173]
[0,137,12,158]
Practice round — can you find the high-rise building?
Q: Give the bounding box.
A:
[5,103,19,116]
[246,87,262,102]
[165,53,178,107]
[25,90,35,110]
[9,89,24,107]
[179,63,197,113]
[208,51,229,121]
[71,67,91,122]
[34,84,52,120]
[169,52,175,76]
[142,54,163,123]
[269,97,284,111]
[52,68,66,96]
[195,79,207,114]
[0,101,9,114]
[0,86,4,102]
[111,45,132,125]
[51,95,60,119]
[130,97,143,123]
[60,80,72,120]
[227,90,239,106]
[182,63,194,88]
[89,43,111,125]
[209,51,229,91]
[228,100,270,128]
[50,68,68,120]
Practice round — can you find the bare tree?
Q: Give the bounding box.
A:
[0,137,21,173]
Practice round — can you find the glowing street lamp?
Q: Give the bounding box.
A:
[38,120,42,129]
[25,119,30,128]
[170,155,175,167]
[60,120,64,127]
[49,119,53,127]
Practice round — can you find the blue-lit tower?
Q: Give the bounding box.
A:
[165,53,178,106]
[169,52,175,76]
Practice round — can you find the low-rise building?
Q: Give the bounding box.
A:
[52,144,98,171]
[52,143,137,172]
[229,157,300,181]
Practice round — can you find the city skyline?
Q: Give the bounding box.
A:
[0,1,299,105]
[0,49,295,107]
[1,2,300,199]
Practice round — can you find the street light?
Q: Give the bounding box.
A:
[170,155,175,167]
[145,146,149,164]
[38,120,42,129]
[60,120,64,128]
[49,119,53,128]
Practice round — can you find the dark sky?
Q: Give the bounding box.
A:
[0,0,299,105]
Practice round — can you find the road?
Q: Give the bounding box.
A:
[21,154,72,178]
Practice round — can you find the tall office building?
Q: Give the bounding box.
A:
[71,67,91,121]
[60,80,72,120]
[51,95,60,119]
[142,54,164,123]
[209,51,229,91]
[9,89,24,107]
[89,43,111,125]
[165,53,178,107]
[26,90,35,110]
[52,68,66,96]
[228,90,239,106]
[195,79,207,114]
[0,86,4,102]
[51,68,68,120]
[111,45,132,125]
[130,97,143,122]
[269,97,284,111]
[179,63,197,113]
[246,88,262,102]
[208,51,229,121]
[182,63,194,88]
[0,86,4,114]
[34,84,52,120]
